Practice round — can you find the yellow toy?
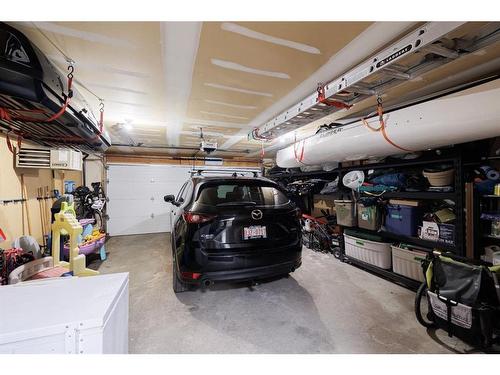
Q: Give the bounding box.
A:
[51,201,98,277]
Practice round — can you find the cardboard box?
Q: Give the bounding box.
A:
[419,221,455,245]
[313,195,336,217]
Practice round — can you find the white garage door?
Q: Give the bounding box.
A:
[106,164,192,236]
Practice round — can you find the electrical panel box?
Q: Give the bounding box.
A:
[50,148,83,171]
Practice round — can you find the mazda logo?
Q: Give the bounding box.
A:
[251,209,263,220]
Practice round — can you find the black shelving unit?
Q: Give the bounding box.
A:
[473,193,500,259]
[378,191,456,200]
[267,149,466,290]
[336,152,464,290]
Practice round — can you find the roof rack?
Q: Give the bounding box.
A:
[189,169,260,178]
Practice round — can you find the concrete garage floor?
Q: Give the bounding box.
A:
[97,233,473,354]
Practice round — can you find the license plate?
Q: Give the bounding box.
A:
[243,225,267,240]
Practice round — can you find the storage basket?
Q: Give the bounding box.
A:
[344,234,392,269]
[391,245,427,282]
[334,200,356,227]
[385,204,422,237]
[423,168,455,186]
[357,203,380,231]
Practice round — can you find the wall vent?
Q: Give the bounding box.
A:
[15,146,51,169]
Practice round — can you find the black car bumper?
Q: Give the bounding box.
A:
[202,257,302,283]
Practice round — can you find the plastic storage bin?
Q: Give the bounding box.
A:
[391,245,427,282]
[334,200,356,227]
[385,204,422,237]
[357,203,380,231]
[344,233,392,269]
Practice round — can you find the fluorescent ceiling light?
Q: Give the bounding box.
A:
[221,23,321,55]
[204,99,257,110]
[47,55,151,79]
[204,82,273,97]
[25,22,136,49]
[106,100,149,108]
[200,110,249,120]
[211,58,290,79]
[87,83,148,95]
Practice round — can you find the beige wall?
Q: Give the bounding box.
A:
[0,134,82,245]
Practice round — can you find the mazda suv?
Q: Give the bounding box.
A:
[164,173,302,292]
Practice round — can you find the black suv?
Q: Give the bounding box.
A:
[164,173,302,292]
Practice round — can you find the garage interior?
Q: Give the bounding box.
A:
[1,18,500,355]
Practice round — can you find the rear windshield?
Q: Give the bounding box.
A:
[197,183,290,207]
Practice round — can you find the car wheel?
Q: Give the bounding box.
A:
[172,255,190,293]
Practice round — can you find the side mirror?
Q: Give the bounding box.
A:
[164,194,175,203]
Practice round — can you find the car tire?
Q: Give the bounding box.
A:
[172,255,190,293]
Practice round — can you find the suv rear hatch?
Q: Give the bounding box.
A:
[189,180,300,253]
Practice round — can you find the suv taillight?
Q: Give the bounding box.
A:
[183,212,216,224]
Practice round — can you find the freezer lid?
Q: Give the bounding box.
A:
[0,273,129,342]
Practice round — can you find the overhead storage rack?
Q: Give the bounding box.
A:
[249,22,500,140]
[0,22,110,152]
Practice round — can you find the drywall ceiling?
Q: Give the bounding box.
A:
[8,21,499,159]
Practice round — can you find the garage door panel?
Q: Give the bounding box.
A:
[106,164,259,236]
[107,216,163,236]
[108,199,153,217]
[106,164,191,236]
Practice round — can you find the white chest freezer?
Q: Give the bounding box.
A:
[0,273,129,354]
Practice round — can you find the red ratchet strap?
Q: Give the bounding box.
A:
[317,84,352,110]
[5,132,22,155]
[251,127,272,141]
[293,134,306,164]
[361,98,413,152]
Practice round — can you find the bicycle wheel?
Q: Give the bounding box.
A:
[415,282,436,328]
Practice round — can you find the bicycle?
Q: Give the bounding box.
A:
[74,182,107,231]
[414,250,500,348]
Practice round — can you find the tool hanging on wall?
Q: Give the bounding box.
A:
[45,186,51,228]
[20,174,32,236]
[37,187,47,247]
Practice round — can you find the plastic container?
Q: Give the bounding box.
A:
[423,168,455,186]
[334,200,356,227]
[357,203,380,231]
[385,204,422,237]
[344,233,392,269]
[391,245,427,282]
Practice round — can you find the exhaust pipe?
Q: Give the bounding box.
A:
[202,279,213,288]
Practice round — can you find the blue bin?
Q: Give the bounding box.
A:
[385,204,422,237]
